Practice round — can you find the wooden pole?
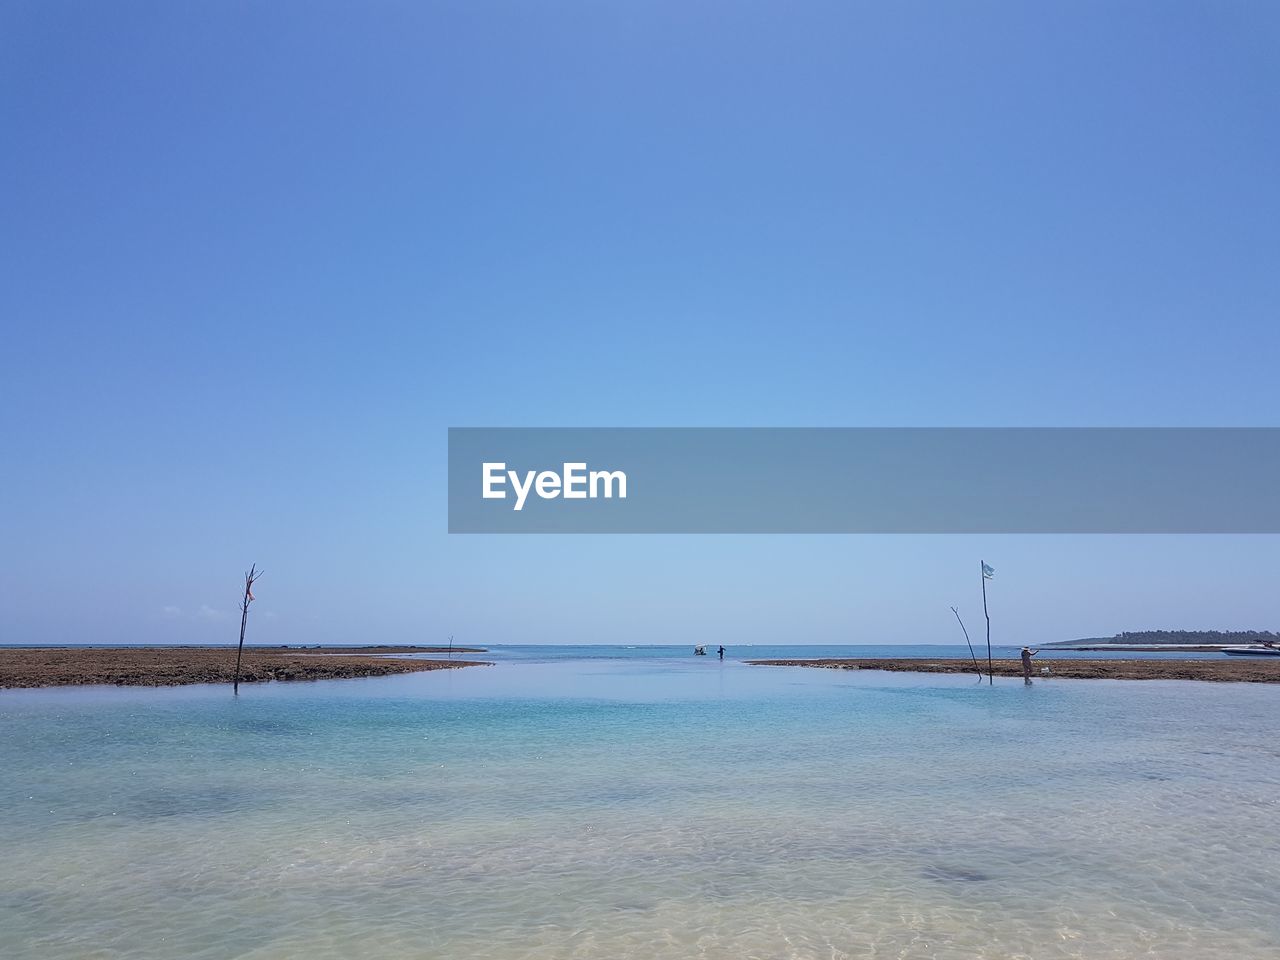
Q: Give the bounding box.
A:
[233,564,261,695]
[981,561,992,685]
[951,606,982,680]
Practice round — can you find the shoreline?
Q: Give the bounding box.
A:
[0,647,490,688]
[1042,645,1229,652]
[747,657,1280,683]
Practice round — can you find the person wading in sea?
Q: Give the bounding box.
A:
[718,645,725,661]
[1021,646,1040,684]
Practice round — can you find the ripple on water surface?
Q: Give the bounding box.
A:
[1,659,1278,959]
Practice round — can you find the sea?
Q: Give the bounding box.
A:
[456,643,1243,662]
[2,645,1278,959]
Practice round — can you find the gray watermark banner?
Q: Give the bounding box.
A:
[448,428,1280,533]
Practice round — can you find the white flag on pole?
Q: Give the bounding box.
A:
[982,562,995,579]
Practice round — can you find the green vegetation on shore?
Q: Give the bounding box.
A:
[1046,630,1279,647]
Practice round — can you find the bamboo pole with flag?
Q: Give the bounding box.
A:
[981,561,994,685]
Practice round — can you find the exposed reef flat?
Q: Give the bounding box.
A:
[747,657,1280,683]
[0,646,489,688]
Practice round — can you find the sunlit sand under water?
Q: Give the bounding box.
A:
[2,658,1278,959]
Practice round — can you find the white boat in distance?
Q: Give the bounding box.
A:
[1221,644,1280,657]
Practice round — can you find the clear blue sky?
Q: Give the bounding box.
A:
[2,2,1278,646]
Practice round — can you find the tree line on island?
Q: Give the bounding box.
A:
[1064,630,1279,646]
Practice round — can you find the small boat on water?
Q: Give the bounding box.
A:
[1221,644,1280,657]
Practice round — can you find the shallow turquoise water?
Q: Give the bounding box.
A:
[478,643,1244,661]
[2,660,1278,959]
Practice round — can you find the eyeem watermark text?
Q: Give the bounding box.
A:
[482,462,628,511]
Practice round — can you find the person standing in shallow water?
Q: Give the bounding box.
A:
[1021,646,1039,683]
[718,645,725,660]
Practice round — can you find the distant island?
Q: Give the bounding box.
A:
[1046,630,1279,648]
